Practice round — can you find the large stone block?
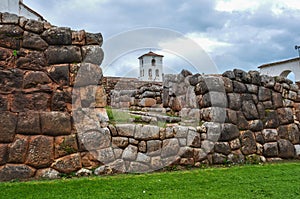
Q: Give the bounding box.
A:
[272,92,283,108]
[72,63,103,87]
[72,30,86,45]
[232,81,247,93]
[86,32,103,46]
[139,98,157,107]
[22,31,48,51]
[262,129,278,142]
[23,71,51,89]
[0,95,8,111]
[112,137,129,149]
[187,128,201,147]
[147,140,162,156]
[0,164,35,182]
[263,110,279,128]
[227,93,241,110]
[12,92,50,112]
[16,49,47,70]
[45,46,82,65]
[258,87,271,101]
[214,142,231,155]
[51,153,82,173]
[0,24,23,49]
[1,13,19,24]
[24,19,44,33]
[82,45,104,65]
[201,92,227,108]
[0,69,23,93]
[41,27,72,45]
[55,135,78,159]
[134,125,160,140]
[48,64,70,86]
[0,112,17,143]
[219,123,240,141]
[41,112,71,136]
[277,139,295,159]
[242,100,259,120]
[26,135,54,168]
[277,108,294,125]
[278,124,300,144]
[8,135,29,163]
[161,138,180,158]
[263,142,278,157]
[240,130,256,155]
[78,129,111,151]
[51,90,72,111]
[122,145,138,161]
[97,147,115,164]
[115,124,135,137]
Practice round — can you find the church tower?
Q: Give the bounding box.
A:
[138,51,164,82]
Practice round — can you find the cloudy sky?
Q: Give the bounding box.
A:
[24,0,300,78]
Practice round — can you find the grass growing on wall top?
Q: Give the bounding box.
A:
[1,162,300,199]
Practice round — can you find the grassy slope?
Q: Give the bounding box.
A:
[1,162,300,199]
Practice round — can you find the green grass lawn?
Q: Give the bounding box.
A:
[1,162,300,199]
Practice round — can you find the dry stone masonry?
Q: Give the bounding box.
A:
[0,12,300,182]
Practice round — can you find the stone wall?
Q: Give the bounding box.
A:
[0,12,104,181]
[1,12,300,182]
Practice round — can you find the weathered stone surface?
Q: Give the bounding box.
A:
[48,65,69,86]
[187,129,201,147]
[23,71,51,89]
[12,92,50,112]
[42,27,72,45]
[258,87,271,101]
[73,63,103,87]
[219,123,239,141]
[222,77,233,93]
[17,112,41,135]
[222,70,235,79]
[240,130,256,155]
[272,92,283,108]
[52,153,82,173]
[122,145,138,161]
[139,98,156,107]
[45,46,82,64]
[262,129,278,142]
[236,111,249,130]
[295,145,300,157]
[161,138,180,158]
[201,140,214,154]
[0,164,35,181]
[136,152,151,163]
[194,148,207,162]
[263,110,279,128]
[0,112,17,143]
[0,95,8,111]
[95,86,107,108]
[0,47,13,69]
[201,92,227,108]
[135,125,160,140]
[8,135,29,163]
[128,161,150,173]
[226,109,237,124]
[81,152,100,169]
[36,168,61,179]
[72,30,86,45]
[55,135,78,159]
[0,69,23,93]
[278,124,300,144]
[263,142,278,157]
[22,31,48,51]
[277,139,295,159]
[16,49,47,70]
[2,13,19,24]
[116,124,135,137]
[0,144,8,165]
[249,120,263,132]
[112,137,129,148]
[51,90,72,111]
[242,100,259,120]
[0,24,23,49]
[97,147,115,164]
[277,108,294,125]
[86,32,103,46]
[229,138,241,150]
[254,131,265,144]
[41,112,71,136]
[232,81,247,93]
[147,140,162,156]
[26,135,54,168]
[24,19,44,33]
[78,129,111,151]
[212,153,227,164]
[227,93,241,110]
[82,45,104,65]
[75,168,92,177]
[214,142,231,155]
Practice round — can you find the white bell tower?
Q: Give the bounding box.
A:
[138,51,164,82]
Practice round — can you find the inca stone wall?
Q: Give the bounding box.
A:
[0,12,104,181]
[1,12,300,182]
